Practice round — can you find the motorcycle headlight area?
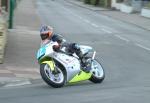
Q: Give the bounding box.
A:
[83,51,94,58]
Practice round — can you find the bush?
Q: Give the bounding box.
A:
[84,0,107,7]
[99,0,105,7]
[90,0,98,5]
[116,0,124,3]
[84,0,90,4]
[146,2,150,9]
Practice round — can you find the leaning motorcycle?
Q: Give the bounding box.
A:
[37,41,105,88]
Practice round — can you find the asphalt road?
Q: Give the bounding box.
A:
[0,0,150,103]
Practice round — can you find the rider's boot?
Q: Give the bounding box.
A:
[71,43,92,73]
[81,58,92,73]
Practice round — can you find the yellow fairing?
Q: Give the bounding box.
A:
[42,61,55,71]
[69,71,92,83]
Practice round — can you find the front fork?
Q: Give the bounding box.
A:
[42,60,55,71]
[42,60,59,74]
[92,51,96,60]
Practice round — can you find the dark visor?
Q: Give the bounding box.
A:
[41,34,49,40]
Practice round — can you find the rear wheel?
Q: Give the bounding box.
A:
[40,63,66,88]
[89,59,105,83]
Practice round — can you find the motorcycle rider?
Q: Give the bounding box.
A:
[40,25,91,72]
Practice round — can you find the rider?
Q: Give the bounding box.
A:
[40,25,91,72]
[40,25,82,57]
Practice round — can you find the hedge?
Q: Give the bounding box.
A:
[84,0,90,4]
[83,0,106,7]
[146,2,150,9]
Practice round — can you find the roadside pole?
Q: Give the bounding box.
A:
[9,0,15,29]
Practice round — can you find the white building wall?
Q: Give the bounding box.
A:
[111,0,122,10]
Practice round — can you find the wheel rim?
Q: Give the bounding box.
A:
[44,64,64,84]
[91,60,104,78]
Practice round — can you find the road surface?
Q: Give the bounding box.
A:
[0,0,150,103]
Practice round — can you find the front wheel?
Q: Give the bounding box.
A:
[89,59,105,83]
[40,63,66,88]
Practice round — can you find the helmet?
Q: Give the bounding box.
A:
[40,25,53,40]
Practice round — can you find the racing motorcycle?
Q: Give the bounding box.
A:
[37,41,105,88]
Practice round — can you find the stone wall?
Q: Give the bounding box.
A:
[0,0,8,63]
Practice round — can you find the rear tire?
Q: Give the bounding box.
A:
[40,63,66,88]
[89,59,105,83]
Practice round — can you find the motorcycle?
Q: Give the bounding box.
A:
[37,41,105,88]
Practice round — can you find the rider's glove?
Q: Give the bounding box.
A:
[53,45,60,52]
[71,43,80,51]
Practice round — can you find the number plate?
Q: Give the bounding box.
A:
[37,46,46,59]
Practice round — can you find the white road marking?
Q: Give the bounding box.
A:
[136,43,150,51]
[7,68,40,73]
[4,81,31,87]
[0,70,12,73]
[115,35,130,42]
[101,28,112,34]
[83,19,90,23]
[8,29,39,35]
[14,74,40,79]
[101,25,120,33]
[91,23,99,28]
[78,16,83,19]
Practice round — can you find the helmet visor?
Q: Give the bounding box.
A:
[40,33,49,40]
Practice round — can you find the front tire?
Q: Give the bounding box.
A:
[89,59,105,83]
[40,63,66,88]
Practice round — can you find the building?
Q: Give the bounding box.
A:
[111,0,150,12]
[111,0,150,18]
[111,0,124,10]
